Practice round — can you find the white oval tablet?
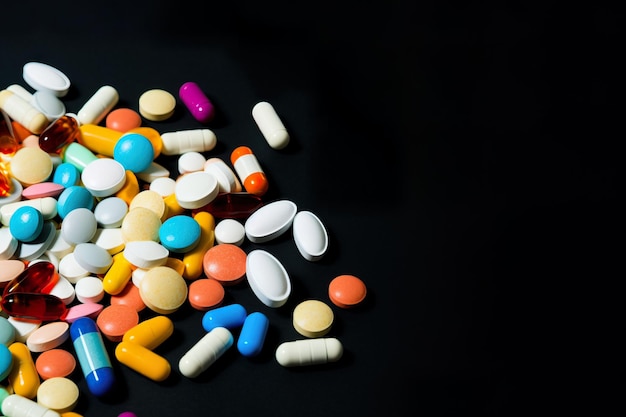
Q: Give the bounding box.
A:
[203,157,241,193]
[0,227,18,260]
[49,275,76,305]
[136,161,170,183]
[175,171,219,209]
[23,62,71,97]
[58,252,89,284]
[123,240,169,269]
[17,221,56,261]
[61,208,97,244]
[73,242,113,275]
[214,219,245,246]
[7,317,41,343]
[81,158,127,198]
[246,249,291,308]
[245,200,297,243]
[292,211,329,261]
[74,276,104,303]
[31,91,66,121]
[93,197,128,228]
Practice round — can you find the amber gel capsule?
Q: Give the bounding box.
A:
[38,114,81,153]
[3,260,58,296]
[0,292,67,321]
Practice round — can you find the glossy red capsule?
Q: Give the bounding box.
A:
[192,192,264,219]
[38,114,81,153]
[0,292,67,321]
[2,261,58,296]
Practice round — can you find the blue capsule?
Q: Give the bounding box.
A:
[70,317,115,397]
[237,312,269,357]
[202,303,247,332]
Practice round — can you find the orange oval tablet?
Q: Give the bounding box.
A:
[35,348,76,380]
[202,243,247,285]
[110,281,146,312]
[328,274,367,308]
[96,304,140,342]
[188,278,225,311]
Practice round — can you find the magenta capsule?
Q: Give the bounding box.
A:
[0,292,67,321]
[2,260,58,296]
[179,82,215,124]
[191,192,264,219]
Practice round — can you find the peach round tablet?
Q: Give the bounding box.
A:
[35,348,76,380]
[139,89,176,121]
[106,108,142,132]
[96,304,139,342]
[292,299,334,338]
[26,321,70,352]
[328,274,367,308]
[139,266,188,315]
[110,282,146,312]
[202,243,247,285]
[188,278,225,311]
[36,376,79,413]
[0,259,26,288]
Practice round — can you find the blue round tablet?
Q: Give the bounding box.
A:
[9,206,44,242]
[159,214,201,253]
[113,133,154,173]
[56,185,95,219]
[52,162,80,187]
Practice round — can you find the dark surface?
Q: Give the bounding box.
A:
[1,1,620,416]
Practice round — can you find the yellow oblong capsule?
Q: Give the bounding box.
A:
[182,211,215,280]
[7,342,40,399]
[115,341,171,382]
[78,124,123,157]
[122,315,174,350]
[103,252,133,295]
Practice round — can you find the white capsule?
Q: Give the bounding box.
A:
[275,338,343,367]
[252,101,290,150]
[179,327,233,378]
[0,89,49,134]
[76,85,119,126]
[1,393,62,417]
[161,129,217,156]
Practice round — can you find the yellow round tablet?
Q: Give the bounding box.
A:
[8,147,53,186]
[139,89,176,121]
[139,266,188,314]
[129,190,167,220]
[36,376,79,413]
[292,299,334,338]
[121,206,162,242]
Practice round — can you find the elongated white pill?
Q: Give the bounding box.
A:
[179,327,233,378]
[275,338,343,367]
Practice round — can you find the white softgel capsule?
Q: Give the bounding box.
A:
[160,129,217,155]
[179,327,233,378]
[252,101,290,150]
[275,338,343,367]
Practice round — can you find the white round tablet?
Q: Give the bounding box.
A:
[149,177,176,197]
[174,171,219,209]
[123,240,169,269]
[61,208,97,245]
[73,242,113,275]
[81,158,127,197]
[93,197,128,229]
[74,276,104,303]
[178,151,206,174]
[214,219,246,246]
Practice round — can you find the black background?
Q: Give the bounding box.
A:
[1,1,621,416]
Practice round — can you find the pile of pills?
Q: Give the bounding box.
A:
[0,61,368,417]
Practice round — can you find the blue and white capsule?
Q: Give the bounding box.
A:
[70,317,115,396]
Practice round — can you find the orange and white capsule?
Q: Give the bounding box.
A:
[230,146,268,196]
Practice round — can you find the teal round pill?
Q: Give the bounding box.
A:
[0,343,13,381]
[159,214,201,253]
[56,185,95,219]
[52,162,80,187]
[113,133,154,173]
[9,206,44,242]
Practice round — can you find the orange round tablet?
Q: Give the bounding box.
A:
[106,108,142,132]
[35,348,76,380]
[188,278,225,311]
[202,243,247,285]
[328,274,367,308]
[110,281,146,312]
[96,304,139,342]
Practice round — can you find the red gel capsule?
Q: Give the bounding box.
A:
[1,292,67,321]
[3,261,58,296]
[38,114,81,153]
[192,192,264,219]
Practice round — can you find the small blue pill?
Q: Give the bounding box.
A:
[202,303,247,332]
[159,215,201,253]
[0,344,13,381]
[237,312,269,357]
[113,133,154,173]
[56,185,95,219]
[52,162,80,187]
[9,206,43,242]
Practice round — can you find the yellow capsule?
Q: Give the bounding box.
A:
[103,252,133,295]
[7,342,40,399]
[78,124,122,157]
[115,170,139,205]
[183,211,215,280]
[165,257,185,275]
[122,315,174,350]
[163,193,185,219]
[115,341,171,382]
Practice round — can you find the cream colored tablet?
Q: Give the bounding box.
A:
[292,299,334,338]
[139,89,176,121]
[139,266,188,314]
[174,171,219,209]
